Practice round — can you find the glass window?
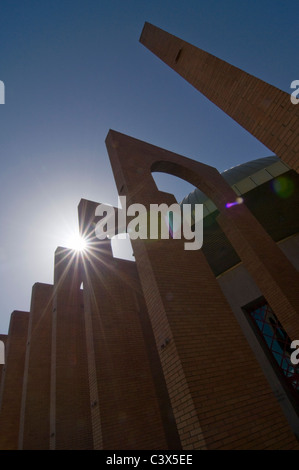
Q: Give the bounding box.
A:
[243,298,299,401]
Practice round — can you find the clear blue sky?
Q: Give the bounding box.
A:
[0,0,298,333]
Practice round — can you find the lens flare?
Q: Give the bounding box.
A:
[271,176,294,199]
[225,197,244,209]
[66,233,87,252]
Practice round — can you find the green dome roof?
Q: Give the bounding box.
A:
[180,156,290,215]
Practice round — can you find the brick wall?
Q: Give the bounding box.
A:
[106,130,299,341]
[52,247,93,450]
[79,199,172,449]
[0,311,29,449]
[19,283,53,449]
[106,129,299,449]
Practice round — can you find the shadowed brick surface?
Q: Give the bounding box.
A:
[52,248,93,450]
[78,202,174,449]
[106,129,299,449]
[106,130,299,341]
[19,283,53,449]
[0,311,29,449]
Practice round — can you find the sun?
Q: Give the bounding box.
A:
[67,233,87,252]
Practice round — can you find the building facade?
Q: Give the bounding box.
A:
[0,24,298,450]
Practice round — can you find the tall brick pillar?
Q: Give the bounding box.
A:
[51,247,93,450]
[18,283,53,449]
[140,23,299,172]
[78,198,176,449]
[105,129,299,449]
[0,311,29,449]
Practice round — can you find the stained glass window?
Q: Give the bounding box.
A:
[243,298,299,401]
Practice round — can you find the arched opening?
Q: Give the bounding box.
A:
[106,130,299,338]
[152,163,241,275]
[152,172,197,203]
[105,130,299,446]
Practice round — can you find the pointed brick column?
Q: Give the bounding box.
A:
[140,23,299,172]
[19,283,53,450]
[51,247,93,450]
[78,198,176,450]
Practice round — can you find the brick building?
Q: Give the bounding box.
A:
[0,24,298,450]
